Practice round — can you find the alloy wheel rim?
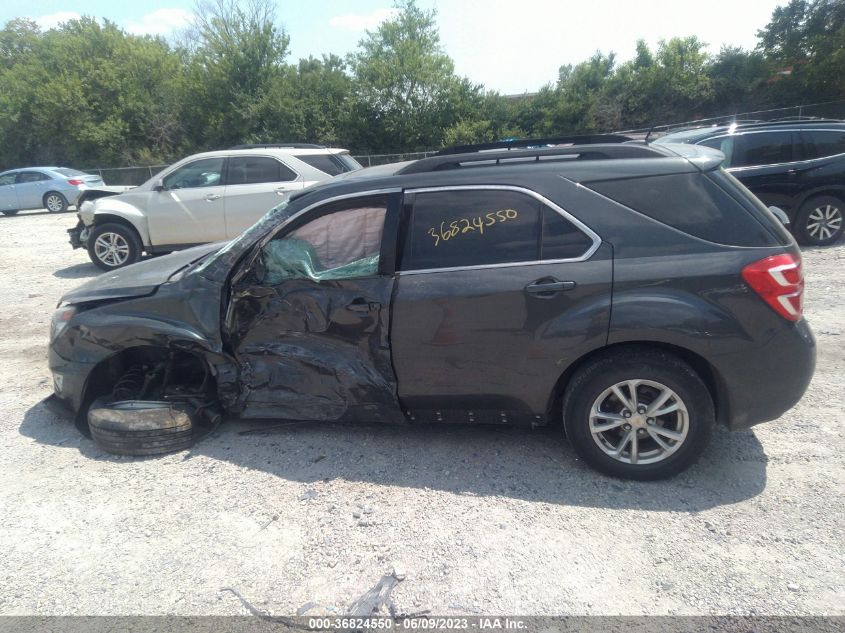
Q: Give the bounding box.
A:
[46,195,63,212]
[94,232,130,267]
[589,379,689,465]
[806,204,842,241]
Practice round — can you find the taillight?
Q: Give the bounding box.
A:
[741,253,804,322]
[67,179,84,185]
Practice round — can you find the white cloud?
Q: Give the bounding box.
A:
[34,11,81,30]
[329,8,398,32]
[125,8,192,36]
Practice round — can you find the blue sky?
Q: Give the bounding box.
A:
[2,0,786,94]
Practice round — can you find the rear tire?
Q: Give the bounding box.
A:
[2,210,19,216]
[88,399,196,456]
[87,222,142,270]
[794,195,844,246]
[562,349,714,480]
[43,191,68,213]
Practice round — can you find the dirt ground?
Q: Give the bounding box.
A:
[0,208,842,617]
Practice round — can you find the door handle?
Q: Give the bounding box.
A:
[346,300,380,313]
[205,193,221,201]
[275,186,292,195]
[525,279,576,296]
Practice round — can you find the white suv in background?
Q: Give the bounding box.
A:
[68,144,362,270]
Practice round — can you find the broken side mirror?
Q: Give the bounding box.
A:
[768,206,790,227]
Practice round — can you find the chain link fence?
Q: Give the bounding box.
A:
[351,151,436,167]
[617,99,845,137]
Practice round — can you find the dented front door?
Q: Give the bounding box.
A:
[225,192,403,422]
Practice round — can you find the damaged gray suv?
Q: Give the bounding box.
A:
[46,138,816,480]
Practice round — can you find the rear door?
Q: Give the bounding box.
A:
[390,185,612,423]
[223,155,304,238]
[145,157,227,247]
[722,131,809,212]
[0,172,18,210]
[15,171,51,209]
[225,191,403,422]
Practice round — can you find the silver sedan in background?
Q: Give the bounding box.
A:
[0,167,104,215]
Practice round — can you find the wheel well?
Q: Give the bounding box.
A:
[798,189,845,211]
[78,346,217,421]
[91,214,144,245]
[546,341,725,427]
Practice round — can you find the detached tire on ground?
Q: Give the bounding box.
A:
[794,195,844,246]
[43,191,68,213]
[87,222,142,270]
[88,400,196,456]
[562,349,714,480]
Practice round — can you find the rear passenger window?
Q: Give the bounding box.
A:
[734,132,794,167]
[228,156,297,184]
[586,173,775,247]
[805,130,845,159]
[400,189,594,271]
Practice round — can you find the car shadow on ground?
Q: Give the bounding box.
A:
[52,262,100,279]
[20,398,768,512]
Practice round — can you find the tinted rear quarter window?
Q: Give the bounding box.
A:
[293,154,347,176]
[587,172,778,246]
[805,130,845,159]
[699,136,736,167]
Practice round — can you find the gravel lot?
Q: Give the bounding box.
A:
[0,208,843,617]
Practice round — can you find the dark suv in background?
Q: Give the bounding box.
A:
[47,139,815,480]
[656,120,845,246]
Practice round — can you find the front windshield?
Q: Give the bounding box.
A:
[194,199,294,277]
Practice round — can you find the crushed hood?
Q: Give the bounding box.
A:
[62,243,224,304]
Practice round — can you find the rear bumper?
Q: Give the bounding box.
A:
[715,318,816,430]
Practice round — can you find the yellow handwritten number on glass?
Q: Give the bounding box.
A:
[427,209,518,247]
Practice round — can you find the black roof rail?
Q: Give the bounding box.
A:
[662,119,763,135]
[437,134,632,155]
[667,118,844,135]
[396,144,667,176]
[228,143,326,150]
[764,116,843,123]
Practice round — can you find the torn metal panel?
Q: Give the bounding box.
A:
[227,276,403,422]
[49,263,237,414]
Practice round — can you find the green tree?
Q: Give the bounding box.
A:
[0,18,39,70]
[348,0,480,151]
[607,37,712,128]
[757,0,845,103]
[183,0,290,147]
[708,46,771,114]
[0,17,186,169]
